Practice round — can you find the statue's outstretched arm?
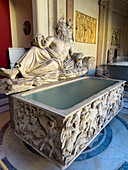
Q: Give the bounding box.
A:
[69,42,75,57]
[69,43,84,60]
[69,42,84,68]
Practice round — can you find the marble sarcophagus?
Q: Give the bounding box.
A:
[11,77,125,169]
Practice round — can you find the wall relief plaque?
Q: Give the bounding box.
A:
[75,11,97,43]
[111,28,121,46]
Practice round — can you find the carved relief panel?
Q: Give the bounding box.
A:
[75,11,97,43]
[111,28,121,46]
[12,81,125,168]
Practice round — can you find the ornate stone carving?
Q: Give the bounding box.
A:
[60,84,124,163]
[13,81,125,168]
[75,11,97,43]
[0,16,89,94]
[0,67,88,95]
[13,99,64,163]
[111,28,121,46]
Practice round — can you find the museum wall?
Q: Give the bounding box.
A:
[9,0,33,48]
[110,12,128,56]
[111,1,128,57]
[102,0,128,64]
[73,0,99,60]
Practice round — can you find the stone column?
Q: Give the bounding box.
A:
[102,0,112,64]
[48,0,66,36]
[48,0,57,36]
[57,0,66,21]
[66,0,74,37]
[96,0,105,66]
[66,0,74,22]
[123,16,128,56]
[32,0,48,37]
[125,17,128,56]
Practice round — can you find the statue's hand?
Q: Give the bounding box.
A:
[31,33,47,49]
[72,52,84,68]
[75,60,83,68]
[72,52,84,60]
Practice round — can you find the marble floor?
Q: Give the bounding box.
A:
[0,92,128,170]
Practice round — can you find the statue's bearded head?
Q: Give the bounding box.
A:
[55,16,73,41]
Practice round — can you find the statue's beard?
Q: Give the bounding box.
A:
[60,34,69,41]
[56,31,71,41]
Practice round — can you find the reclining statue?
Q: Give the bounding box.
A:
[0,17,86,79]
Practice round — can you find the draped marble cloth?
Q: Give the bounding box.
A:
[15,46,75,77]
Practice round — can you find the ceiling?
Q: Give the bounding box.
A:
[112,0,128,16]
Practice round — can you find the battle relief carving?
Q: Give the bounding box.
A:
[75,11,97,43]
[111,28,121,46]
[13,83,124,168]
[0,16,90,95]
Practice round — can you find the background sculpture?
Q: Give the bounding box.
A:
[111,28,121,46]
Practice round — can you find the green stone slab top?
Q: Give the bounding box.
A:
[24,78,118,110]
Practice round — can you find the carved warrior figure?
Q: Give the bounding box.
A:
[0,17,85,79]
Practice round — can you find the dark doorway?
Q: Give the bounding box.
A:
[114,48,117,59]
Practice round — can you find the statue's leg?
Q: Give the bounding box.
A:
[16,47,52,77]
[0,67,19,79]
[29,60,59,76]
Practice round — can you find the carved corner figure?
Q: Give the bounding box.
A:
[0,16,88,94]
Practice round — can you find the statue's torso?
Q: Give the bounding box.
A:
[49,38,72,61]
